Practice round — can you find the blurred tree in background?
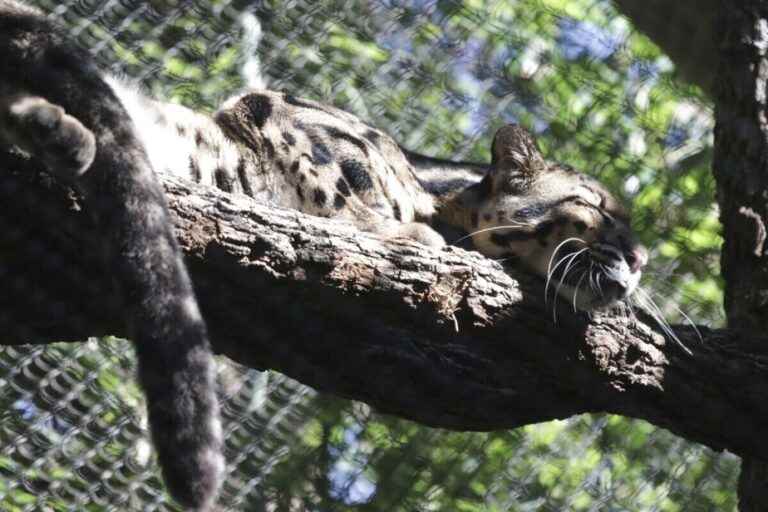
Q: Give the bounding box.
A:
[0,0,737,510]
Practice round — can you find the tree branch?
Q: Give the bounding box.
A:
[1,151,766,463]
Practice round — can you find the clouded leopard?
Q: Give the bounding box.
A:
[0,0,647,510]
[120,85,647,309]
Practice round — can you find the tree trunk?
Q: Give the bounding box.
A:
[713,1,768,509]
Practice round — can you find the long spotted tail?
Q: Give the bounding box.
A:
[0,1,224,509]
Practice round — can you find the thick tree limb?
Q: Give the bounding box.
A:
[613,0,717,95]
[1,153,766,464]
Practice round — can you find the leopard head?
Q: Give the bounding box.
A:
[466,125,647,309]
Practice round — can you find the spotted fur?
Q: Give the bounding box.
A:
[118,88,646,310]
[0,2,222,510]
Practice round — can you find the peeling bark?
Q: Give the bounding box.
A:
[1,152,767,467]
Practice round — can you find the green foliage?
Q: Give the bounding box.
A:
[244,399,737,511]
[2,0,735,510]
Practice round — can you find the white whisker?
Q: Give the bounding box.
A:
[545,237,588,304]
[547,237,587,277]
[557,249,587,296]
[646,288,703,344]
[553,249,587,323]
[640,272,721,321]
[635,287,693,355]
[572,269,588,312]
[452,223,530,244]
[545,250,576,307]
[588,261,597,294]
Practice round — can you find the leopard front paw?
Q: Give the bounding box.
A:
[2,95,96,180]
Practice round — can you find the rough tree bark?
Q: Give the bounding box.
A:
[714,2,768,509]
[1,150,767,465]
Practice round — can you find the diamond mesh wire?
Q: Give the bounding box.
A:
[1,0,737,510]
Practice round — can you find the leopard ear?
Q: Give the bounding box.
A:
[478,124,547,196]
[491,124,546,175]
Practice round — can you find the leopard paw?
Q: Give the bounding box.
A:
[1,95,96,180]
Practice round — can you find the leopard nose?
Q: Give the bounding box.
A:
[626,245,648,273]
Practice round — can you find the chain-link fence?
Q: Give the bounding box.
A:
[1,0,736,510]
